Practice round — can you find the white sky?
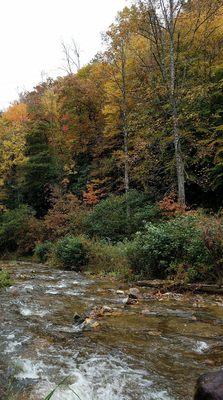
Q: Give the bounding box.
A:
[0,0,130,110]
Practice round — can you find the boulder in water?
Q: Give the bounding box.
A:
[194,370,223,400]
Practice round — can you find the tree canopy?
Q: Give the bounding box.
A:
[1,1,223,214]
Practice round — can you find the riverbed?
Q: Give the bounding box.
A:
[0,261,223,399]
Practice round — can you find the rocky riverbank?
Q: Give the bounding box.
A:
[0,261,222,399]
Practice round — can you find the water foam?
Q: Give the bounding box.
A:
[16,359,46,380]
[33,354,171,400]
[20,306,48,317]
[194,341,209,353]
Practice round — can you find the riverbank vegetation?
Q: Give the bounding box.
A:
[0,0,223,284]
[0,269,12,288]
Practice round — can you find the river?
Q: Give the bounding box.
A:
[0,261,222,399]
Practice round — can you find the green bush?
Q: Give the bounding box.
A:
[0,270,12,288]
[54,236,87,270]
[84,190,160,242]
[126,215,219,281]
[84,239,131,279]
[0,206,35,253]
[34,241,53,263]
[193,214,223,283]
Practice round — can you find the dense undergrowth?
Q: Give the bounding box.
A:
[0,190,222,284]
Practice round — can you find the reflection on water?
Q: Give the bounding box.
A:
[0,261,222,399]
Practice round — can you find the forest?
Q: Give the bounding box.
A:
[1,0,223,284]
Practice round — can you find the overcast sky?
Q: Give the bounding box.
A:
[0,0,130,110]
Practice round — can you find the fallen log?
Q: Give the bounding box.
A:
[135,280,223,295]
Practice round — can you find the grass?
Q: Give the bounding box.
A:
[44,378,81,400]
[1,372,81,400]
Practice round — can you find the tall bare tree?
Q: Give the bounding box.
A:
[61,39,81,75]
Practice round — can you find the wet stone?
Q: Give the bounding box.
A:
[141,309,150,316]
[116,290,125,295]
[73,313,85,325]
[194,370,223,400]
[123,296,138,306]
[129,287,141,299]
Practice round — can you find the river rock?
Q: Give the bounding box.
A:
[73,312,100,331]
[8,286,20,298]
[129,288,141,299]
[83,318,100,330]
[90,305,120,317]
[101,306,122,316]
[194,370,223,400]
[123,296,138,306]
[74,305,122,331]
[123,287,141,305]
[101,305,112,313]
[141,309,150,316]
[116,290,125,295]
[73,313,85,325]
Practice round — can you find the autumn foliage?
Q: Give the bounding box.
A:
[0,2,223,283]
[158,193,187,216]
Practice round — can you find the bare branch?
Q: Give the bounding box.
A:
[61,39,81,75]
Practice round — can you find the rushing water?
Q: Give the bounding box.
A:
[0,261,223,399]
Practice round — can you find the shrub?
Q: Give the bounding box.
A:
[44,233,131,278]
[84,239,131,279]
[17,216,44,255]
[196,214,223,283]
[84,190,160,242]
[0,270,12,288]
[0,206,37,254]
[158,192,187,216]
[126,215,219,281]
[34,241,53,263]
[43,189,87,241]
[54,236,87,270]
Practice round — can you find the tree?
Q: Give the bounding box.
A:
[136,0,223,205]
[21,122,62,216]
[0,103,29,209]
[105,11,130,200]
[56,71,106,196]
[61,39,81,74]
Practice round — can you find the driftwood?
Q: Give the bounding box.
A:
[135,280,223,295]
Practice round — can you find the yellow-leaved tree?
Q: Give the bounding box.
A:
[0,103,29,209]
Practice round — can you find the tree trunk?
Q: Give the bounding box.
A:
[123,116,130,195]
[121,41,130,219]
[122,110,130,219]
[172,99,185,206]
[169,0,185,206]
